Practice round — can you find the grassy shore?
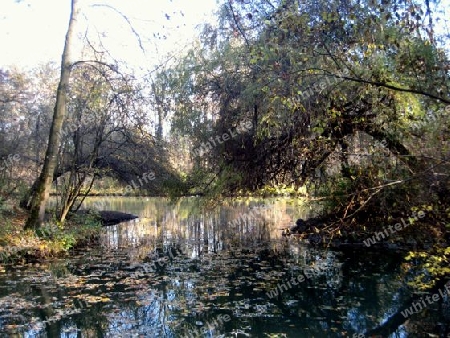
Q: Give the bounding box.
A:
[0,204,101,264]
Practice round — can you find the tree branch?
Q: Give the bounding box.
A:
[335,75,450,105]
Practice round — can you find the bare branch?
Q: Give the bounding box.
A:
[91,3,145,53]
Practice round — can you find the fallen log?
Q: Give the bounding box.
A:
[75,210,138,226]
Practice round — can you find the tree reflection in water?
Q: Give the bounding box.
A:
[0,197,447,337]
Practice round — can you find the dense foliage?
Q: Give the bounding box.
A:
[0,0,449,287]
[160,0,449,221]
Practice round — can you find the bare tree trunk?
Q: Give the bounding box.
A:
[25,0,80,229]
[151,82,164,142]
[58,170,82,223]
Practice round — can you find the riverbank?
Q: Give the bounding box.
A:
[282,207,449,251]
[0,207,101,264]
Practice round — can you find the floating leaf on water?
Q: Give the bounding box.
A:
[319,305,335,310]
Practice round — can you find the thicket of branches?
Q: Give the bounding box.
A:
[157,0,449,224]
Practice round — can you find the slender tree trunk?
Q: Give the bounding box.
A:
[151,82,164,142]
[25,0,80,229]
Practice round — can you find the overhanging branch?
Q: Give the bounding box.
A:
[335,75,450,105]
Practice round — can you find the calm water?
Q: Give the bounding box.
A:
[0,197,448,337]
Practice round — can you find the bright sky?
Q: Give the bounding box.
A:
[2,0,448,71]
[0,0,218,70]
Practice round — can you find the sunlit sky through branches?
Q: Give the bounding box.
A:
[0,0,218,71]
[1,0,449,71]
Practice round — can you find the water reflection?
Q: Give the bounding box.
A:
[0,197,445,337]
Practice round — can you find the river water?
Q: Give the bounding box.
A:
[0,197,448,337]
